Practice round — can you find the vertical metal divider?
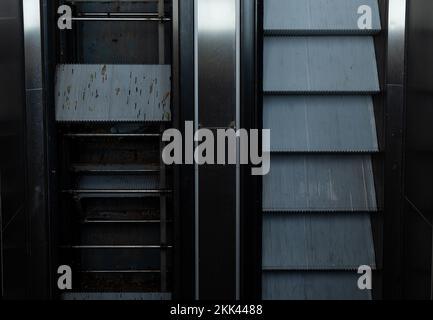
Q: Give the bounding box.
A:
[172,0,196,300]
[235,0,241,300]
[0,171,3,296]
[195,0,238,299]
[23,0,50,298]
[193,0,199,300]
[240,0,262,300]
[158,0,168,294]
[383,0,408,299]
[158,0,166,64]
[159,124,168,293]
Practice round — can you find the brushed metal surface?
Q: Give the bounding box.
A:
[23,0,43,90]
[22,0,50,298]
[387,0,407,85]
[263,213,376,270]
[263,36,380,93]
[0,0,28,298]
[264,95,378,152]
[195,0,239,299]
[263,271,372,300]
[263,155,377,212]
[262,0,381,301]
[264,0,381,34]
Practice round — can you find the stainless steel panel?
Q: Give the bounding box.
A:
[264,0,381,34]
[263,36,380,93]
[25,89,46,211]
[70,0,160,2]
[23,0,49,298]
[197,0,237,127]
[387,0,407,85]
[383,0,407,298]
[404,0,433,299]
[264,95,378,152]
[263,271,372,300]
[23,0,43,90]
[263,155,377,212]
[0,0,28,299]
[55,64,171,122]
[195,0,239,299]
[263,213,376,270]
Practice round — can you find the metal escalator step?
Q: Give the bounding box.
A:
[265,0,381,35]
[263,271,372,300]
[264,36,380,93]
[62,292,171,301]
[262,213,376,270]
[264,95,379,152]
[76,222,167,246]
[72,271,165,293]
[80,197,161,221]
[76,174,160,191]
[71,164,160,174]
[63,247,165,271]
[263,155,377,212]
[55,64,171,122]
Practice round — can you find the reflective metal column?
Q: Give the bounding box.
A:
[383,0,407,299]
[194,0,240,299]
[22,0,50,298]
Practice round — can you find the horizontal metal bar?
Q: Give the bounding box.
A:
[262,266,378,272]
[81,220,172,224]
[64,133,161,138]
[270,150,382,155]
[60,245,173,249]
[263,91,381,96]
[264,30,382,37]
[262,210,382,215]
[63,189,172,194]
[71,164,160,173]
[79,270,162,274]
[263,209,379,214]
[69,0,159,2]
[72,17,171,22]
[77,12,160,17]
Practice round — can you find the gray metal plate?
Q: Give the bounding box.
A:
[55,64,171,122]
[264,0,381,34]
[264,95,378,152]
[263,271,372,300]
[263,213,376,270]
[263,36,380,93]
[263,155,377,212]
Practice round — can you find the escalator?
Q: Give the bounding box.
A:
[262,0,382,300]
[53,0,173,300]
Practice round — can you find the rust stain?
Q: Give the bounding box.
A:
[149,83,154,94]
